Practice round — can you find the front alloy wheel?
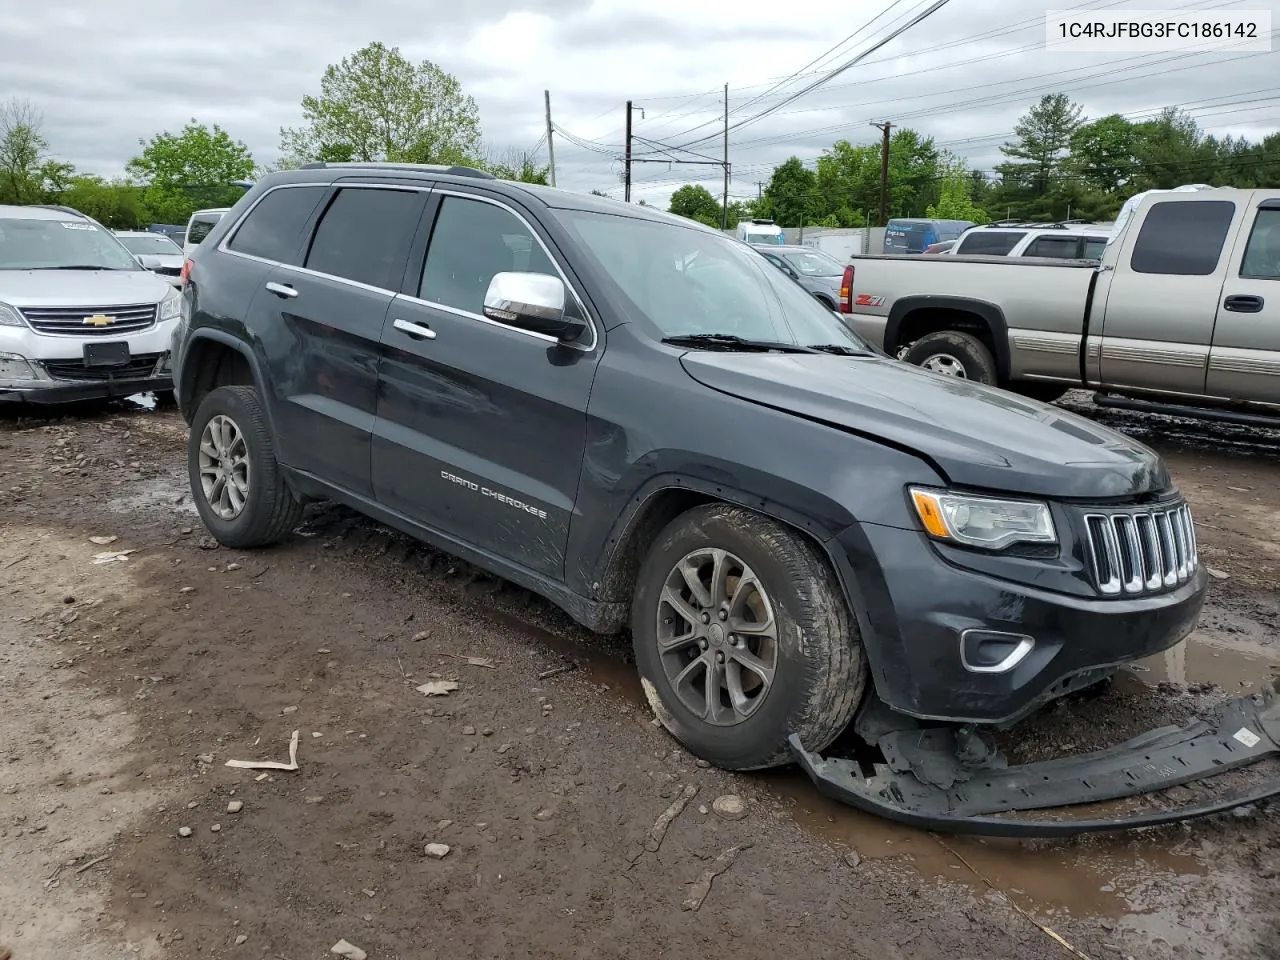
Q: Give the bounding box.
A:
[656,548,779,726]
[198,414,251,520]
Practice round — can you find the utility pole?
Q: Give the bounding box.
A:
[756,181,763,200]
[544,90,556,187]
[871,121,893,226]
[624,100,633,202]
[721,83,729,230]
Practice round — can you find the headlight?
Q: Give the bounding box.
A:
[909,486,1057,550]
[157,287,181,323]
[0,301,26,327]
[0,352,38,381]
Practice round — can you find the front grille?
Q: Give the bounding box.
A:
[20,303,157,337]
[1083,502,1198,596]
[42,353,161,382]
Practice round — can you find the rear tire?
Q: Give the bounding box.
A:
[902,331,998,385]
[188,385,303,549]
[631,503,866,771]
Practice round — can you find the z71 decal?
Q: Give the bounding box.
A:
[855,293,885,307]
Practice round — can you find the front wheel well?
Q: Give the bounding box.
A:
[892,308,1001,375]
[181,340,255,423]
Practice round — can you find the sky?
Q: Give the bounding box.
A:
[2,0,1277,209]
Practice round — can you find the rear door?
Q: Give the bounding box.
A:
[256,184,426,499]
[1206,193,1280,405]
[371,188,601,579]
[1098,196,1247,396]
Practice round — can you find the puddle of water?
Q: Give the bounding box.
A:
[1138,631,1280,695]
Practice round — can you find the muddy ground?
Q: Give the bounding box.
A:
[2,390,1279,960]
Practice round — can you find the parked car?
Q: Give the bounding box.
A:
[945,220,1111,259]
[883,218,973,254]
[115,230,184,285]
[841,187,1280,418]
[0,204,180,405]
[751,243,845,309]
[172,161,1209,814]
[922,240,956,254]
[183,208,230,258]
[735,218,784,245]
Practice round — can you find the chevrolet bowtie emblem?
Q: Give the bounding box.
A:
[82,314,115,327]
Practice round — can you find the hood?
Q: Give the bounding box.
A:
[0,268,172,307]
[680,352,1170,499]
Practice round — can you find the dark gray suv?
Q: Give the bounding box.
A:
[171,162,1205,778]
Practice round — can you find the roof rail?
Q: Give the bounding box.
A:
[30,204,87,218]
[299,161,496,180]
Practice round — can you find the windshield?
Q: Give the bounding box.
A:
[783,250,843,276]
[118,234,181,256]
[0,217,141,270]
[556,210,869,350]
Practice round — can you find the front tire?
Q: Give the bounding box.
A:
[902,331,998,384]
[188,385,303,549]
[631,504,866,770]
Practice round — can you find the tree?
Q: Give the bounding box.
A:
[57,176,149,228]
[484,148,549,184]
[280,42,483,166]
[127,120,255,223]
[1070,114,1139,194]
[926,160,989,223]
[998,94,1084,195]
[0,98,51,205]
[668,184,722,227]
[759,156,817,228]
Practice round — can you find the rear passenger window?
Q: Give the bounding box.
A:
[1024,236,1080,259]
[187,216,221,247]
[955,231,1025,256]
[420,196,557,316]
[226,187,325,264]
[1239,208,1280,280]
[1082,237,1107,260]
[1130,201,1235,276]
[305,188,423,290]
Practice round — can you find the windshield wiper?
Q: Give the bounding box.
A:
[27,264,121,271]
[661,334,819,354]
[806,344,872,356]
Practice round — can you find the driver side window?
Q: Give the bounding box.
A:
[420,196,557,316]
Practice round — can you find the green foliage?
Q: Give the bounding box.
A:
[668,183,722,227]
[127,120,255,222]
[483,149,549,184]
[0,99,54,205]
[58,176,149,228]
[926,159,989,223]
[757,156,816,227]
[997,93,1083,195]
[280,42,483,167]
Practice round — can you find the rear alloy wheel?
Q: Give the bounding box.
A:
[188,385,303,548]
[632,504,866,770]
[902,331,998,385]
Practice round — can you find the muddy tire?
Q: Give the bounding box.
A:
[187,385,303,549]
[903,331,998,385]
[631,503,866,771]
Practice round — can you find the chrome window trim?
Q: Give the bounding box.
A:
[216,182,599,352]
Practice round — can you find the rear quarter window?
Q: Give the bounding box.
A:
[1130,200,1235,275]
[226,186,327,264]
[187,215,223,246]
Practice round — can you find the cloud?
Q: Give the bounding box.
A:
[1,0,1275,210]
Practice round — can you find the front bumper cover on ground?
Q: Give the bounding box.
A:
[789,683,1280,837]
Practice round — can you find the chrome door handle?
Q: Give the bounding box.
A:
[393,318,437,340]
[265,281,298,299]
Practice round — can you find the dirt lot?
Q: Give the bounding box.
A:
[2,391,1279,960]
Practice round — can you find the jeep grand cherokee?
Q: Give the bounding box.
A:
[171,163,1206,772]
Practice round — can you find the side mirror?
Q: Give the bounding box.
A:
[483,272,586,342]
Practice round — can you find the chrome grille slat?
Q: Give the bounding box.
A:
[1083,502,1198,598]
[19,303,157,337]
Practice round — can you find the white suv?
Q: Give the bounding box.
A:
[0,205,181,406]
[947,221,1113,259]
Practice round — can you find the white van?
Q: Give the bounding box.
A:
[736,219,784,245]
[183,208,230,259]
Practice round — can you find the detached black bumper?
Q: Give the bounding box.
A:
[790,684,1280,837]
[0,376,172,406]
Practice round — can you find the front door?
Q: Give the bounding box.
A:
[371,189,602,580]
[1206,194,1280,405]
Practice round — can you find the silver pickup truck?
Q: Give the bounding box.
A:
[843,187,1280,423]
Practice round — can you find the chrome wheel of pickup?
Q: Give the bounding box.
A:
[198,414,250,520]
[921,353,968,377]
[656,547,779,727]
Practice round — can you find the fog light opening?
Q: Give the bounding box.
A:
[960,630,1035,674]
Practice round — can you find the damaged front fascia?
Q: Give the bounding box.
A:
[789,682,1280,837]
